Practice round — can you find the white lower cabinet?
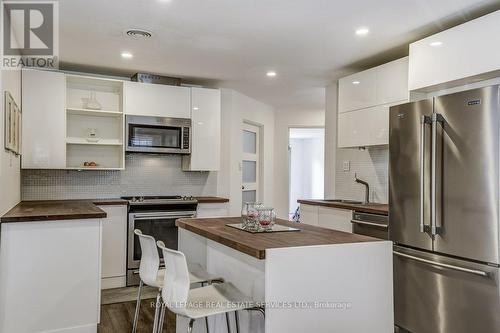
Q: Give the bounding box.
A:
[99,205,128,289]
[300,204,352,232]
[196,203,229,218]
[317,207,352,233]
[299,204,319,226]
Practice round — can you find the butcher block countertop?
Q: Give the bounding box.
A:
[176,217,379,259]
[298,199,388,215]
[1,200,107,223]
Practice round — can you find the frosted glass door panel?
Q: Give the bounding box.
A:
[243,130,257,154]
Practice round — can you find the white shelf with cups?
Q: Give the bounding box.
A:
[65,75,125,170]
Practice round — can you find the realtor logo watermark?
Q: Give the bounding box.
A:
[1,1,59,69]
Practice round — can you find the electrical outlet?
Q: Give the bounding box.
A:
[342,161,350,171]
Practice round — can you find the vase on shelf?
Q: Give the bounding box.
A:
[82,91,102,110]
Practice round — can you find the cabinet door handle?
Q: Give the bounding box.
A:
[351,220,388,229]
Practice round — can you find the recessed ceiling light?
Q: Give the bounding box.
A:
[429,41,443,47]
[121,52,133,59]
[193,107,199,111]
[355,27,370,36]
[352,81,360,85]
[266,71,277,77]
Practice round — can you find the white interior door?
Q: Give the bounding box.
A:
[242,123,260,206]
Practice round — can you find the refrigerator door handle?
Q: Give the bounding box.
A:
[393,250,489,277]
[431,113,443,236]
[420,115,431,233]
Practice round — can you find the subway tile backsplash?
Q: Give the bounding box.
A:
[335,147,388,204]
[22,154,218,200]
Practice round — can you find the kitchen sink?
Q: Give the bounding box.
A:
[323,199,364,204]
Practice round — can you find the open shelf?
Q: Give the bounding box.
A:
[65,75,125,170]
[66,137,123,146]
[66,108,123,117]
[66,144,124,170]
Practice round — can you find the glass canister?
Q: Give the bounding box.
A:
[257,207,276,231]
[242,202,262,230]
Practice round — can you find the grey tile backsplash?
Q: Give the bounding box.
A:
[22,154,218,200]
[335,147,388,204]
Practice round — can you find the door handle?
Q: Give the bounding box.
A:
[420,115,431,233]
[393,250,488,277]
[351,220,388,229]
[430,113,443,236]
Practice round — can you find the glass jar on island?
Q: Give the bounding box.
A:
[241,202,262,230]
[256,207,276,232]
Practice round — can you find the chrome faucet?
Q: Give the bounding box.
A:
[354,173,370,204]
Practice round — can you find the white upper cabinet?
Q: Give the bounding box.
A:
[22,69,66,169]
[338,57,408,148]
[182,87,221,171]
[339,57,408,113]
[338,105,390,148]
[409,10,500,91]
[376,57,409,104]
[124,81,190,118]
[338,68,377,113]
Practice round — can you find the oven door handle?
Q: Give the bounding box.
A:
[132,211,197,220]
[351,219,388,229]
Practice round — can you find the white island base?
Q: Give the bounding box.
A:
[178,228,394,333]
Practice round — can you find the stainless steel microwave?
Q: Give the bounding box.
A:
[126,115,191,154]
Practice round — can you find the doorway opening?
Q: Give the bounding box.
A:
[288,127,325,220]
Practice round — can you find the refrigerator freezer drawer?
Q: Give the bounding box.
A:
[393,246,500,333]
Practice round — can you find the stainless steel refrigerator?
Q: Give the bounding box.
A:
[389,86,500,333]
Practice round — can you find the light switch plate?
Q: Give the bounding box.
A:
[343,161,350,171]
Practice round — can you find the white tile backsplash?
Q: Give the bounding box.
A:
[335,146,388,203]
[22,154,218,200]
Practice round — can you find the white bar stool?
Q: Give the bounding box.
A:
[157,241,265,333]
[132,229,222,333]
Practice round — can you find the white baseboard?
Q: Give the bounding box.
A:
[101,276,126,290]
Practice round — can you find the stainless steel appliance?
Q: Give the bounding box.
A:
[389,86,500,333]
[124,195,198,286]
[126,115,191,154]
[351,211,388,240]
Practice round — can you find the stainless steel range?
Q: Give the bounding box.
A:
[123,195,198,286]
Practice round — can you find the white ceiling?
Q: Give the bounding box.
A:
[58,0,499,111]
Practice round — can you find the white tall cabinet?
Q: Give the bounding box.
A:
[22,69,66,169]
[338,57,409,148]
[183,87,221,171]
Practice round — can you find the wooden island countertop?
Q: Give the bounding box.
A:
[176,217,379,259]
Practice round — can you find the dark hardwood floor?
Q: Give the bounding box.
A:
[98,299,175,333]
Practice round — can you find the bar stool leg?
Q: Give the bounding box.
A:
[132,280,144,333]
[152,290,162,333]
[157,302,166,333]
[225,313,231,333]
[187,319,195,333]
[234,311,240,333]
[205,317,209,333]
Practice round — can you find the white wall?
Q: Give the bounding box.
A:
[274,109,325,219]
[218,89,275,216]
[0,69,22,215]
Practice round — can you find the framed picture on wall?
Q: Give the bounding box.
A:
[4,91,21,155]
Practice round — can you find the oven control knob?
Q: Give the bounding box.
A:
[131,197,137,202]
[138,197,144,202]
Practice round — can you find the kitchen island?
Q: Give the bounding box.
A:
[176,217,393,333]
